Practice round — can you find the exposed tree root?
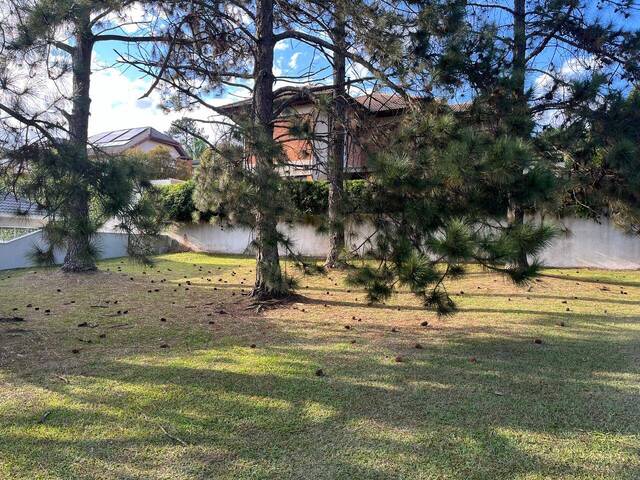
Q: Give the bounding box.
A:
[245,293,304,313]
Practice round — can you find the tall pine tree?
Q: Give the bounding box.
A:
[125,0,404,298]
[0,0,171,271]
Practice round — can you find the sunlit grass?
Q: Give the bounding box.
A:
[0,253,639,479]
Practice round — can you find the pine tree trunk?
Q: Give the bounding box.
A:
[62,189,96,272]
[509,0,530,269]
[508,198,529,269]
[62,11,96,273]
[512,0,527,115]
[511,0,529,136]
[325,6,347,269]
[251,0,286,298]
[254,209,284,298]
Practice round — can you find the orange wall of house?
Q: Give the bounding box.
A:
[346,115,401,170]
[247,109,402,174]
[273,122,312,164]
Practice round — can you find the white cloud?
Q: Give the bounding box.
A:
[346,61,375,96]
[89,68,170,134]
[88,65,233,142]
[97,2,154,35]
[532,56,602,126]
[225,4,252,26]
[348,61,371,80]
[288,52,302,69]
[533,56,600,96]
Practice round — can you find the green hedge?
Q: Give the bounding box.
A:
[284,179,377,216]
[158,180,198,222]
[285,180,329,215]
[159,179,378,223]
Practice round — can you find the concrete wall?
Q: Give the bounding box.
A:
[0,230,169,271]
[541,217,640,269]
[4,217,638,271]
[167,221,377,258]
[0,215,45,229]
[169,217,640,269]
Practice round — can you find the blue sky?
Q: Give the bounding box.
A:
[89,37,331,136]
[87,3,640,136]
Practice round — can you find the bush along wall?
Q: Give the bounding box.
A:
[283,180,381,217]
[158,180,216,223]
[159,179,380,223]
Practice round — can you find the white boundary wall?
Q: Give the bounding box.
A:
[168,217,640,270]
[167,221,377,258]
[541,217,640,269]
[0,231,131,271]
[3,217,639,271]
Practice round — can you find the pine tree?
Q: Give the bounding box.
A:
[343,0,638,311]
[126,0,403,299]
[406,0,640,268]
[293,0,406,268]
[544,87,640,235]
[346,103,557,314]
[325,2,348,269]
[0,0,171,271]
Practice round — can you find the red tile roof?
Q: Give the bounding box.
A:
[219,89,468,115]
[353,93,410,112]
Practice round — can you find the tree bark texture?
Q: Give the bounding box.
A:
[62,10,96,273]
[325,5,347,268]
[251,0,286,297]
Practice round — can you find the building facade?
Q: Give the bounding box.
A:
[219,91,413,180]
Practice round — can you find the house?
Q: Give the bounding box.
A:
[1,127,189,238]
[88,126,193,180]
[88,126,190,161]
[218,90,424,180]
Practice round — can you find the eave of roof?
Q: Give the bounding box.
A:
[218,90,443,116]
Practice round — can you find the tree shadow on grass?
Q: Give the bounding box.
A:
[541,272,640,288]
[468,292,640,306]
[2,309,639,480]
[296,295,640,323]
[2,257,639,479]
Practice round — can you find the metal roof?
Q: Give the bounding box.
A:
[0,192,44,217]
[353,93,470,113]
[353,93,411,112]
[88,127,188,158]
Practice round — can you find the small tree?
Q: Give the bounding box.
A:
[128,146,193,181]
[167,118,208,163]
[347,104,556,314]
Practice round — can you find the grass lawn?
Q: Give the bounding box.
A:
[0,253,639,479]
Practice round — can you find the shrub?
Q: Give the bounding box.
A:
[284,179,380,216]
[158,181,199,222]
[159,179,379,223]
[284,180,329,215]
[345,179,377,214]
